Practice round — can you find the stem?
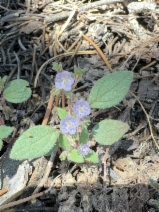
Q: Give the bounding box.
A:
[55,95,59,107]
[68,98,72,115]
[62,90,65,108]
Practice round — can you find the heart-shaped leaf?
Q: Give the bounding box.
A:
[67,149,84,163]
[59,134,72,151]
[45,144,59,156]
[10,125,59,160]
[92,119,129,145]
[80,127,89,144]
[85,151,99,163]
[52,62,62,72]
[0,126,13,139]
[89,71,133,108]
[57,108,68,120]
[59,151,68,161]
[3,79,31,103]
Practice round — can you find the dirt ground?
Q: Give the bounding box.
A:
[1,0,159,211]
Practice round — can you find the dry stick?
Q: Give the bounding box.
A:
[56,34,67,52]
[39,38,53,57]
[32,152,56,195]
[14,52,21,79]
[131,56,140,72]
[45,0,124,24]
[130,91,159,150]
[0,188,8,196]
[0,46,6,65]
[1,12,19,24]
[139,60,156,74]
[0,5,10,10]
[67,40,82,67]
[26,0,31,13]
[45,11,72,24]
[34,51,96,88]
[33,174,61,197]
[0,192,45,210]
[31,45,36,82]
[41,27,46,53]
[102,147,109,181]
[56,9,77,52]
[0,34,19,46]
[19,20,33,27]
[59,9,77,36]
[81,33,113,72]
[18,37,27,51]
[78,0,124,12]
[0,175,61,210]
[42,93,54,126]
[53,44,57,56]
[67,36,82,52]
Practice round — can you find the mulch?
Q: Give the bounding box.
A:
[0,0,159,211]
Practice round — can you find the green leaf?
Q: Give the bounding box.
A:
[0,76,7,90]
[59,134,72,151]
[57,108,68,119]
[149,179,159,192]
[65,91,72,98]
[3,79,31,103]
[45,144,59,156]
[67,149,84,163]
[51,88,61,96]
[0,126,13,139]
[80,127,89,144]
[10,125,59,160]
[85,151,99,163]
[2,76,7,84]
[59,151,68,161]
[0,139,3,151]
[52,62,62,72]
[88,71,133,108]
[92,119,129,145]
[3,106,13,120]
[74,65,86,78]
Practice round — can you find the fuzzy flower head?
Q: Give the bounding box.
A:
[73,100,91,119]
[55,71,74,91]
[79,144,91,156]
[60,115,79,135]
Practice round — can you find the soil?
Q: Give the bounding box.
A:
[0,0,159,211]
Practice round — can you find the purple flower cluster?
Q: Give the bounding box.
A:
[55,71,74,91]
[79,144,91,156]
[73,100,91,119]
[60,115,79,135]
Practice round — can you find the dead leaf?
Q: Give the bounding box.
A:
[20,21,43,34]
